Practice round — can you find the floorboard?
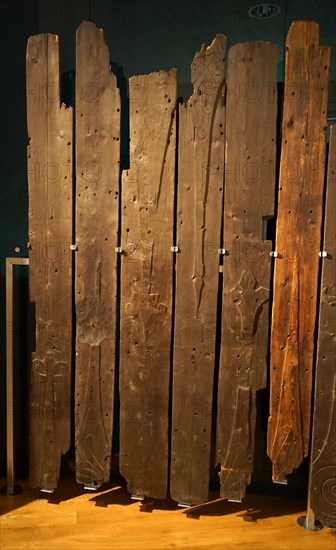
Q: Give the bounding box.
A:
[0,477,334,549]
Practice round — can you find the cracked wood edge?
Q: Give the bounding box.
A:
[119,69,177,499]
[27,33,73,490]
[267,21,330,482]
[75,21,120,486]
[310,125,336,528]
[170,35,226,505]
[216,41,278,502]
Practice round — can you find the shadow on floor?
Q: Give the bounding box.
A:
[0,464,309,521]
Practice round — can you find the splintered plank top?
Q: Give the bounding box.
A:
[170,35,226,505]
[268,21,330,482]
[27,33,73,490]
[75,21,120,486]
[216,41,278,502]
[310,126,336,529]
[120,70,177,499]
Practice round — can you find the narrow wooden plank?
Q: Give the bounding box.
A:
[170,35,226,505]
[75,21,120,487]
[310,125,336,529]
[216,41,278,502]
[27,34,73,490]
[267,22,330,482]
[120,70,177,499]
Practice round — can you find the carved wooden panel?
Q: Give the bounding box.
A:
[310,125,336,528]
[75,21,120,487]
[119,70,177,499]
[27,34,73,490]
[170,35,226,506]
[267,22,330,482]
[216,41,278,502]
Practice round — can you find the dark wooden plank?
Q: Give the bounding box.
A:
[216,41,278,502]
[27,33,73,490]
[75,21,120,487]
[170,35,227,505]
[120,70,177,499]
[310,125,336,529]
[267,22,330,482]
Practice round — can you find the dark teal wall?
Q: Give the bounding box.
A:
[38,0,336,102]
[0,0,39,474]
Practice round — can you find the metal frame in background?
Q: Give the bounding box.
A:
[0,257,29,496]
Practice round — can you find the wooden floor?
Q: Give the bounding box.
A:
[0,476,335,549]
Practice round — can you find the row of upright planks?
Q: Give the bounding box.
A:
[26,20,335,528]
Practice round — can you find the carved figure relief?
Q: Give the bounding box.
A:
[230,270,269,341]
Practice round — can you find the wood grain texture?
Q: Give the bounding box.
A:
[310,125,336,529]
[216,41,278,502]
[1,479,333,550]
[27,34,73,490]
[267,21,330,482]
[170,35,226,505]
[120,70,177,499]
[75,21,120,487]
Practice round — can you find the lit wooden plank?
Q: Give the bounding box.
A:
[120,69,177,499]
[216,40,278,502]
[171,35,226,505]
[75,21,120,487]
[310,125,336,529]
[268,21,330,482]
[27,33,73,490]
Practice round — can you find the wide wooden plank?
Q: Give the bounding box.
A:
[75,21,120,487]
[120,70,177,499]
[27,34,73,490]
[267,22,330,482]
[216,41,278,502]
[310,125,336,529]
[170,35,226,505]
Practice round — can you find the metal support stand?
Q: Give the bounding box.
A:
[178,501,192,508]
[273,479,287,485]
[131,494,145,501]
[297,458,323,531]
[297,503,323,531]
[0,257,29,497]
[84,483,101,491]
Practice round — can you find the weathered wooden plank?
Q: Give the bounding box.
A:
[267,21,330,482]
[120,70,177,499]
[170,35,226,506]
[310,125,336,529]
[75,21,120,487]
[27,33,73,490]
[216,41,278,502]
